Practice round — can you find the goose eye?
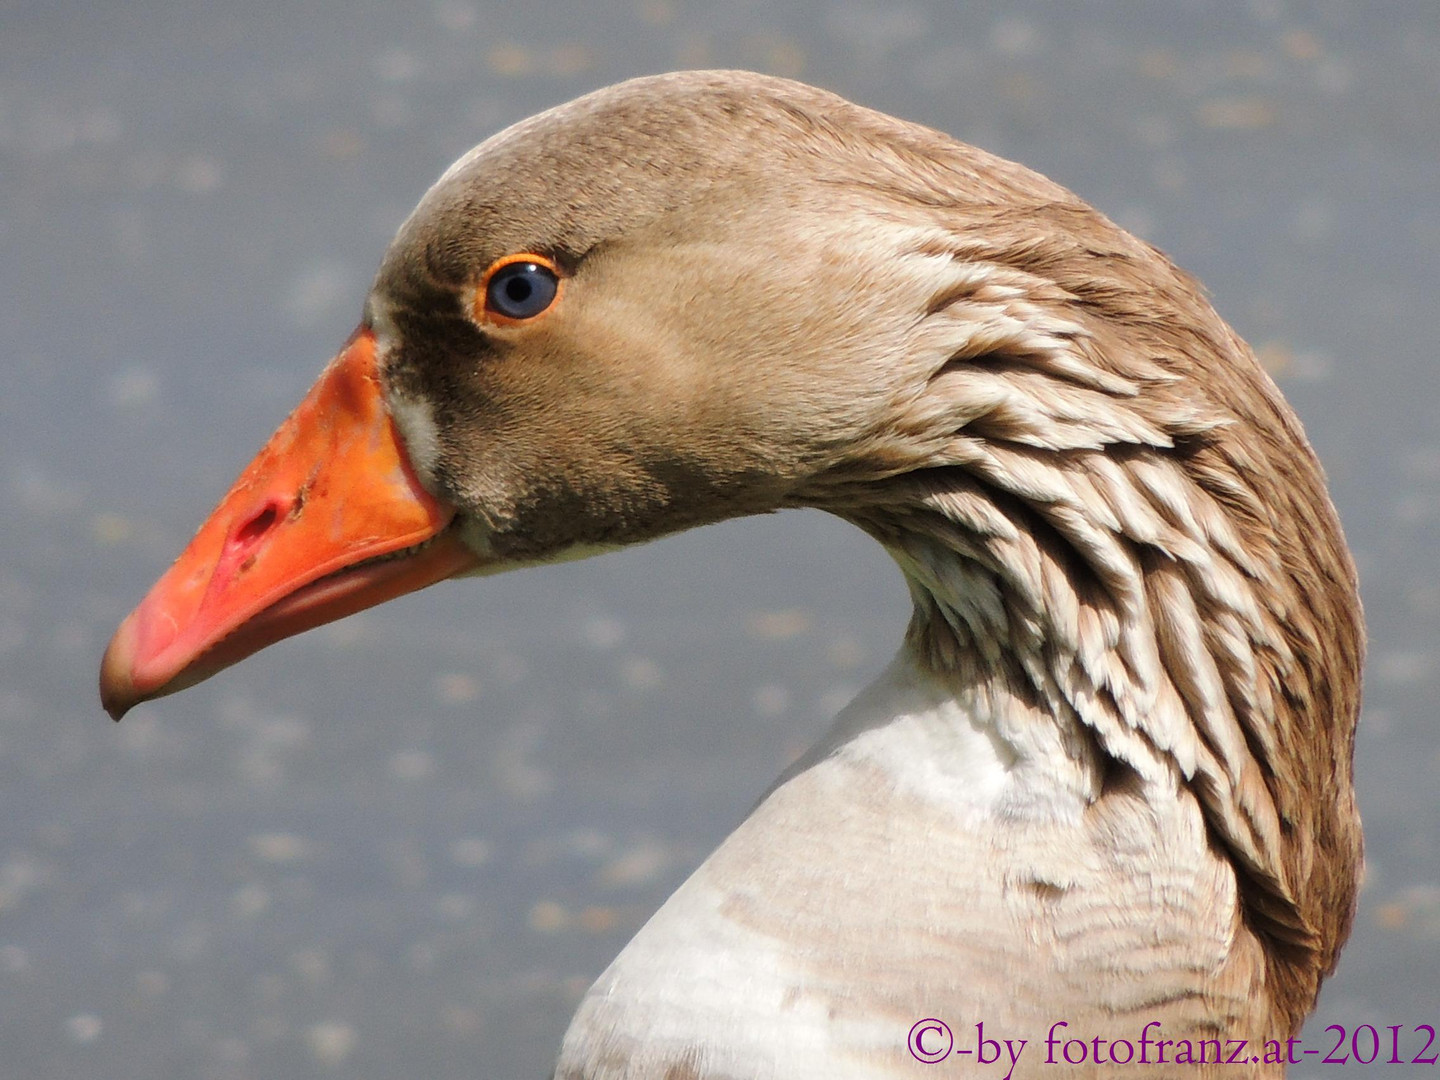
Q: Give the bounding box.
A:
[482,258,560,322]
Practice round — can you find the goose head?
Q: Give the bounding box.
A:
[99,70,1362,1037]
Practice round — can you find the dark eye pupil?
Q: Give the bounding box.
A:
[487,262,558,319]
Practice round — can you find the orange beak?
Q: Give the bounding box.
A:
[99,327,480,720]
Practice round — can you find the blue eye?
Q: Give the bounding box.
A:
[485,260,560,321]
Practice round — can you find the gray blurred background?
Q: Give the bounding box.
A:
[3,1,1437,1077]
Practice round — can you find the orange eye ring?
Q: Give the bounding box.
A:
[474,253,565,327]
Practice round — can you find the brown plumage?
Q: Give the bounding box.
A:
[101,71,1363,1078]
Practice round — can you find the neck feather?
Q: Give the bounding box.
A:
[802,221,1362,1031]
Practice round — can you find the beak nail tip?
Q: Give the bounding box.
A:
[99,618,140,722]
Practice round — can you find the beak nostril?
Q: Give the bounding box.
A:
[233,502,283,551]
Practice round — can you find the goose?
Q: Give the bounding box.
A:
[99,71,1363,1079]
